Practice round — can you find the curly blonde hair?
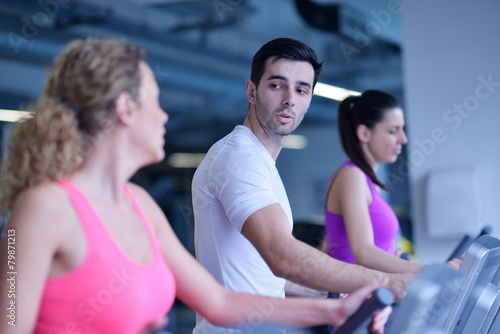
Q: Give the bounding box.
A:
[0,38,145,215]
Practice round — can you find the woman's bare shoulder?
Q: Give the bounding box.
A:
[9,181,74,233]
[335,164,366,184]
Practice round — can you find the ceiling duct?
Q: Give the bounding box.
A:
[294,0,400,51]
[294,0,365,37]
[294,0,343,33]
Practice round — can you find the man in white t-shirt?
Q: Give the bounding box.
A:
[192,38,412,334]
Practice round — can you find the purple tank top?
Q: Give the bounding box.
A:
[324,161,399,264]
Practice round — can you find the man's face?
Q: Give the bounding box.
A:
[252,57,315,137]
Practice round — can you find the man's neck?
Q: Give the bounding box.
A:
[243,115,284,161]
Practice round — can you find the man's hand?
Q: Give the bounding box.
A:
[385,272,415,302]
[446,257,463,270]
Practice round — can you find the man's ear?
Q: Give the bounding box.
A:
[356,124,372,143]
[114,92,136,126]
[245,79,257,104]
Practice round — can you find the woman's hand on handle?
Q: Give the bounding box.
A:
[335,278,392,333]
[139,316,169,334]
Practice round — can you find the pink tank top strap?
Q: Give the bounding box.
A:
[56,179,106,255]
[41,180,176,333]
[57,180,162,260]
[122,185,162,256]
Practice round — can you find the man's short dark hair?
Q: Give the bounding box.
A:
[250,37,323,88]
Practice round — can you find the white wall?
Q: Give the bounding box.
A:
[402,0,500,263]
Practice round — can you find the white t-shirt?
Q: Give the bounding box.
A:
[192,125,293,333]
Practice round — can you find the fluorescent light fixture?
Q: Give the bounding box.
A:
[283,134,308,150]
[314,82,360,101]
[168,152,206,168]
[0,109,32,122]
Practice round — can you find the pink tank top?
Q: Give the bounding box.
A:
[35,180,176,334]
[324,162,399,264]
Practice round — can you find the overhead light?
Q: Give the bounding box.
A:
[0,109,32,122]
[284,134,308,150]
[314,82,360,101]
[168,153,206,168]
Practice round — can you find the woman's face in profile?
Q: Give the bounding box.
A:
[364,107,407,165]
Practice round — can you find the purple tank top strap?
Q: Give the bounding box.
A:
[343,161,376,196]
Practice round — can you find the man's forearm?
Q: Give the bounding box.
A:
[241,204,412,301]
[277,239,385,294]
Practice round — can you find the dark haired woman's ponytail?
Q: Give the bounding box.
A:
[338,95,360,142]
[337,91,397,191]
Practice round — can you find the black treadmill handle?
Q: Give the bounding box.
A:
[333,288,394,334]
[446,226,493,262]
[479,226,492,236]
[400,252,411,261]
[446,235,473,262]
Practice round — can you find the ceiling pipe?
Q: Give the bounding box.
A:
[0,0,338,142]
[0,1,251,96]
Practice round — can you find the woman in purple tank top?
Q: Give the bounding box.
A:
[323,90,425,274]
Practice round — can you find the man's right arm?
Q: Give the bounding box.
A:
[241,203,413,301]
